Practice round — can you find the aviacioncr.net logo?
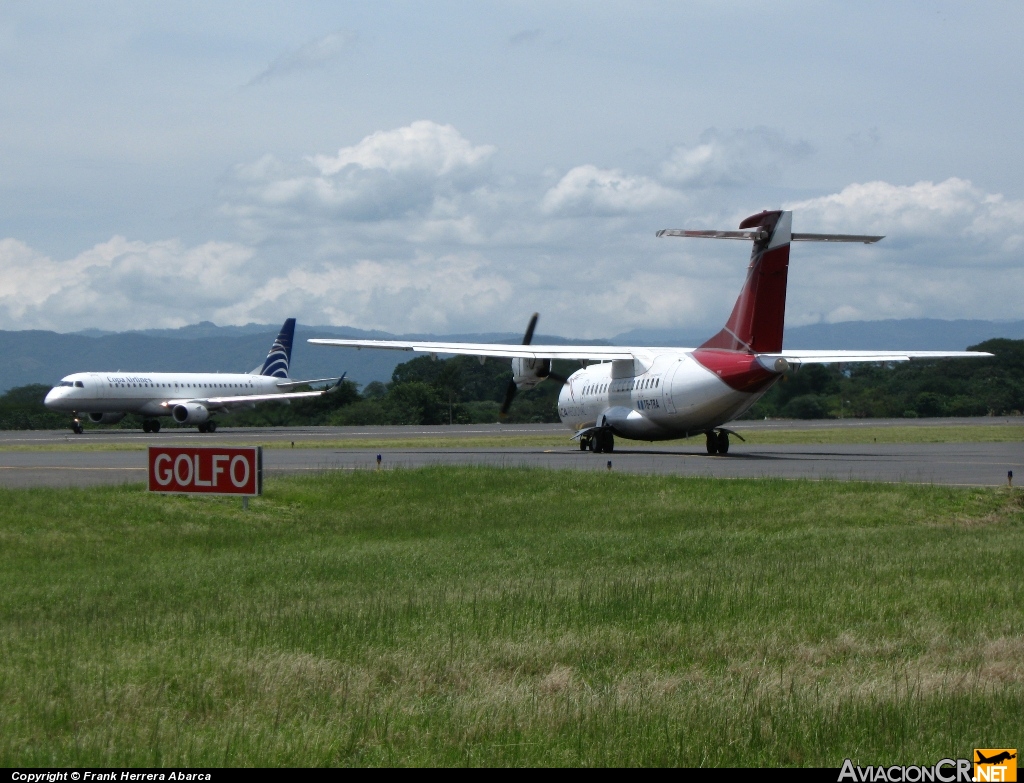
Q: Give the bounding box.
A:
[974,749,1017,782]
[839,758,972,782]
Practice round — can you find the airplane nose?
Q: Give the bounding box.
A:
[43,387,62,409]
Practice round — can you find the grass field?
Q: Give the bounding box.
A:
[0,423,1021,453]
[0,468,1021,766]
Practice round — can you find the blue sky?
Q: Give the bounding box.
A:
[1,1,1022,337]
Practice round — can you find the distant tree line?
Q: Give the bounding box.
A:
[2,338,1020,430]
[743,338,1023,419]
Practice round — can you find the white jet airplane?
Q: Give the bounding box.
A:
[309,210,992,454]
[45,318,343,433]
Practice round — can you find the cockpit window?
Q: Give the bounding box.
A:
[74,381,85,388]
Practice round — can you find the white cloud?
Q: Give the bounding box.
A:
[13,122,1016,338]
[0,232,517,335]
[541,164,680,216]
[310,121,494,177]
[661,127,812,187]
[216,129,1021,336]
[0,237,254,331]
[224,121,496,229]
[786,178,1024,260]
[248,29,357,85]
[786,253,1024,327]
[215,252,513,333]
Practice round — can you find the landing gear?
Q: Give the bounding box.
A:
[72,417,84,435]
[586,429,614,453]
[142,419,161,434]
[580,437,589,451]
[197,421,217,433]
[705,430,730,455]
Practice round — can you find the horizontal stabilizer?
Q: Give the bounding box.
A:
[656,229,767,240]
[658,229,884,244]
[792,233,884,244]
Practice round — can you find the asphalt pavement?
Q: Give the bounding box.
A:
[0,419,1019,488]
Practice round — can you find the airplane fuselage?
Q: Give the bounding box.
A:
[44,372,282,416]
[556,349,778,440]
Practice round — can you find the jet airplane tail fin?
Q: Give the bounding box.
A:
[260,318,296,378]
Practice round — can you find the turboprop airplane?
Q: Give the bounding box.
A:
[45,318,343,434]
[309,210,992,454]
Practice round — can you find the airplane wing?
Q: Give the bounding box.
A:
[761,349,993,365]
[276,378,340,389]
[161,390,329,411]
[307,338,636,361]
[308,339,992,364]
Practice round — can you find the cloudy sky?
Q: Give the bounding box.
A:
[1,1,1023,337]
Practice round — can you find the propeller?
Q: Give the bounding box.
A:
[499,313,538,419]
[499,313,568,419]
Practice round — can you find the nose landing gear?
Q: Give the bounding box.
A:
[142,419,161,434]
[71,417,83,435]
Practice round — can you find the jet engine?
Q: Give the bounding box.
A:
[510,357,552,390]
[87,412,126,425]
[172,403,210,425]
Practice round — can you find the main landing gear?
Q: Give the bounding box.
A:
[197,421,217,433]
[142,419,161,434]
[705,430,730,455]
[581,429,614,453]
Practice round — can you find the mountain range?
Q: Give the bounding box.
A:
[5,319,1023,394]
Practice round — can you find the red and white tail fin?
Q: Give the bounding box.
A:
[657,211,882,354]
[699,210,791,353]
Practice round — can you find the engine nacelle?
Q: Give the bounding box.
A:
[172,403,210,425]
[511,357,551,390]
[87,412,126,425]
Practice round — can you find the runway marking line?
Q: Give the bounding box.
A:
[0,466,145,471]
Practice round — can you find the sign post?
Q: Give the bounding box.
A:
[148,446,262,503]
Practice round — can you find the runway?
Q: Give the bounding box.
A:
[0,420,1019,488]
[1,416,1018,447]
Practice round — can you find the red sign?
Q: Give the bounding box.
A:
[148,446,262,495]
